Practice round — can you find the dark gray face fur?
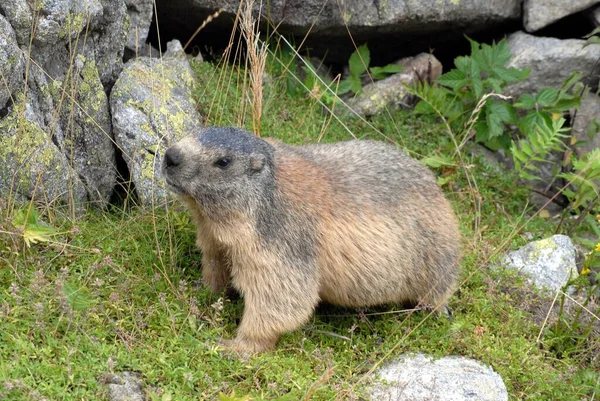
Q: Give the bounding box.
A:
[162,127,275,210]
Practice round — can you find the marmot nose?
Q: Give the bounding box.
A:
[164,148,182,168]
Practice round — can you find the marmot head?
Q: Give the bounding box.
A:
[162,127,275,208]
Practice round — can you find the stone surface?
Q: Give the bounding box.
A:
[591,5,600,26]
[110,40,202,206]
[524,0,600,32]
[154,0,521,63]
[573,92,600,158]
[92,0,128,87]
[124,0,154,59]
[0,13,24,110]
[105,371,145,401]
[0,0,103,46]
[369,353,508,401]
[506,31,600,97]
[0,0,129,208]
[0,92,87,206]
[346,53,442,117]
[501,235,579,292]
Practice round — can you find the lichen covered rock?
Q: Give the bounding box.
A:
[0,93,86,206]
[501,235,578,292]
[0,13,24,110]
[110,40,202,206]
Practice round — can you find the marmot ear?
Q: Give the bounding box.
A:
[249,154,266,173]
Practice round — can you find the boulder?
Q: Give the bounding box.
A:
[0,0,131,208]
[154,0,522,63]
[104,371,145,401]
[369,353,508,401]
[124,0,155,59]
[0,14,24,110]
[572,92,600,158]
[0,0,103,46]
[506,31,600,97]
[110,40,202,206]
[92,0,129,87]
[345,53,442,117]
[0,93,87,207]
[501,235,579,293]
[524,0,600,32]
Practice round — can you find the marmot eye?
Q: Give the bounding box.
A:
[215,158,231,169]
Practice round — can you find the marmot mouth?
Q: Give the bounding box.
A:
[164,178,186,195]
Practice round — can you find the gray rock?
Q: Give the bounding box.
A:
[590,5,600,26]
[506,31,600,98]
[124,0,154,59]
[92,0,128,87]
[0,13,24,110]
[501,235,579,292]
[369,354,508,401]
[0,0,103,46]
[105,371,145,401]
[573,92,600,158]
[0,92,87,207]
[154,0,521,62]
[524,0,600,32]
[346,53,442,117]
[110,40,202,206]
[0,0,128,207]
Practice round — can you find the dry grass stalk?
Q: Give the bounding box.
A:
[239,0,268,136]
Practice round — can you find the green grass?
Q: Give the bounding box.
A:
[1,53,598,400]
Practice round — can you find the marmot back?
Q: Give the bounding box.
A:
[163,127,461,356]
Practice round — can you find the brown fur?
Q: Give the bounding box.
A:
[162,127,461,356]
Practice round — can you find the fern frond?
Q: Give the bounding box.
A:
[511,117,569,181]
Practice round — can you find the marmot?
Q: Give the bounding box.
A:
[162,127,461,356]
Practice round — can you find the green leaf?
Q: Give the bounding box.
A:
[63,281,96,312]
[515,93,536,110]
[370,64,403,80]
[347,75,362,94]
[12,208,39,227]
[454,56,472,73]
[336,78,354,95]
[22,225,56,248]
[584,27,600,38]
[488,100,517,125]
[437,69,468,89]
[349,44,370,77]
[421,154,455,168]
[414,100,435,115]
[536,88,559,107]
[494,67,530,83]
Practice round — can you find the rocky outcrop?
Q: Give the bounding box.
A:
[0,13,24,110]
[110,40,201,206]
[506,31,600,97]
[124,0,155,59]
[501,235,579,293]
[524,0,600,32]
[369,354,508,401]
[154,0,522,63]
[0,92,87,207]
[0,0,131,207]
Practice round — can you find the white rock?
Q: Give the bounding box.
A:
[369,354,508,401]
